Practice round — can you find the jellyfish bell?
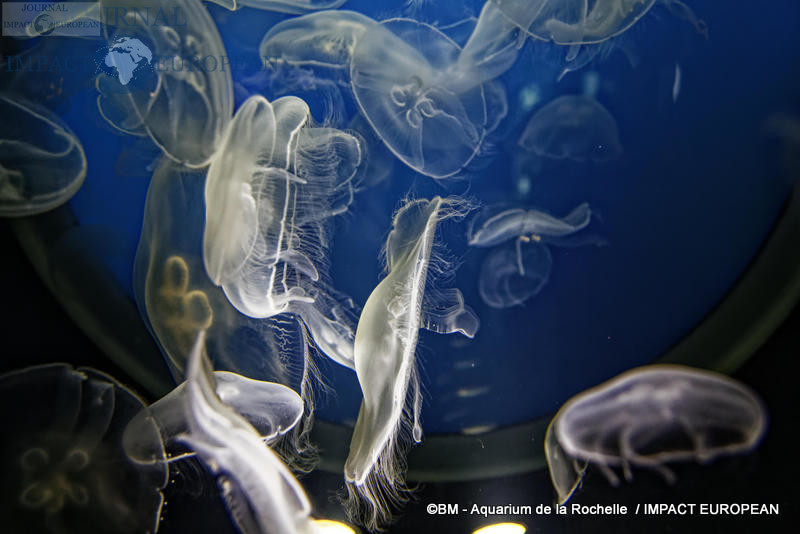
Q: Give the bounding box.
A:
[344,196,479,530]
[468,203,593,249]
[206,0,346,13]
[350,18,506,179]
[519,94,622,162]
[92,0,234,168]
[548,365,768,501]
[176,332,317,534]
[0,96,87,217]
[0,364,167,533]
[123,370,304,464]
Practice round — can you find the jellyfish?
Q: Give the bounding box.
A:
[173,332,317,534]
[259,10,378,81]
[135,157,341,469]
[202,94,362,369]
[350,18,507,178]
[207,0,346,14]
[0,364,167,533]
[0,95,86,217]
[478,244,552,308]
[468,203,600,308]
[344,196,479,530]
[545,365,768,504]
[92,0,234,167]
[519,95,623,161]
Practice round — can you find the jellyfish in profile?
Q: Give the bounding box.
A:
[93,0,234,167]
[344,196,479,530]
[143,331,317,534]
[545,365,768,504]
[207,0,346,14]
[468,203,598,308]
[0,364,167,533]
[202,94,362,369]
[519,95,623,162]
[0,96,86,217]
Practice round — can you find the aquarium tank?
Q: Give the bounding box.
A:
[1,0,799,532]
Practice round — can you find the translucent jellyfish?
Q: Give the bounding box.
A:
[546,365,768,504]
[123,369,304,463]
[207,0,346,14]
[94,0,234,167]
[0,96,86,217]
[519,95,623,161]
[478,244,552,308]
[344,196,479,530]
[0,364,166,533]
[468,203,595,308]
[172,332,317,534]
[202,94,361,369]
[259,11,378,77]
[135,158,334,469]
[350,18,507,178]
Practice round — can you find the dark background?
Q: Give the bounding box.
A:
[2,213,797,534]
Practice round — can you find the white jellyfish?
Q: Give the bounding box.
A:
[0,96,86,217]
[350,18,508,178]
[124,332,316,534]
[92,0,234,167]
[545,365,768,504]
[135,157,338,470]
[202,94,362,369]
[519,95,623,162]
[468,203,598,308]
[344,196,479,531]
[260,12,508,178]
[207,0,346,14]
[0,364,167,533]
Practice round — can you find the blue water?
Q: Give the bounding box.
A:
[59,0,799,433]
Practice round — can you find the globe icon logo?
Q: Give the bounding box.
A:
[33,13,55,36]
[96,37,155,90]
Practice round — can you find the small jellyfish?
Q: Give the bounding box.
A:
[259,10,378,78]
[0,364,167,533]
[0,96,86,217]
[95,0,234,167]
[519,95,623,162]
[468,203,598,308]
[350,18,507,178]
[546,365,768,504]
[207,0,346,14]
[173,332,317,534]
[344,196,479,531]
[478,243,552,308]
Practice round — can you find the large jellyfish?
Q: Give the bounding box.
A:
[519,95,623,161]
[93,0,234,167]
[0,96,86,217]
[468,203,598,308]
[350,18,508,178]
[545,365,768,504]
[344,196,480,530]
[0,364,167,533]
[260,12,508,178]
[202,94,362,369]
[170,332,317,534]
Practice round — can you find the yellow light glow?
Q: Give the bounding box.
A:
[313,519,357,534]
[473,522,527,534]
